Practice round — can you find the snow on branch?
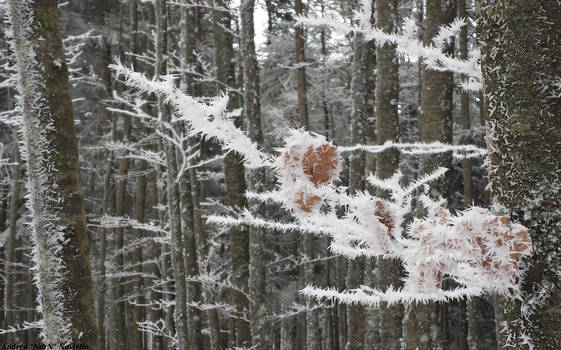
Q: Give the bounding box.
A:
[0,321,42,335]
[340,141,487,160]
[211,130,532,305]
[296,0,482,91]
[113,47,527,306]
[98,215,169,236]
[110,59,271,169]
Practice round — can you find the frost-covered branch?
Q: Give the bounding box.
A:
[211,130,532,305]
[110,60,271,169]
[297,0,482,90]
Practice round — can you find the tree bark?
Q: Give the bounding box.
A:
[6,0,99,346]
[346,2,375,348]
[211,0,252,347]
[130,157,146,350]
[295,0,309,130]
[178,3,204,350]
[375,0,402,348]
[477,1,561,349]
[466,295,497,350]
[90,3,113,348]
[155,0,190,348]
[111,3,134,347]
[404,0,454,349]
[240,1,269,348]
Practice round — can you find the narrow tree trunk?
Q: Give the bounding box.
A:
[130,157,147,350]
[493,295,506,349]
[375,1,403,348]
[178,3,204,350]
[240,1,269,348]
[458,2,485,349]
[459,0,472,207]
[404,0,454,349]
[188,136,225,350]
[293,0,319,348]
[6,0,99,346]
[155,1,189,348]
[211,0,251,347]
[151,166,166,350]
[93,10,113,350]
[98,133,114,350]
[112,27,132,350]
[346,2,375,347]
[126,3,145,349]
[466,296,497,350]
[295,0,309,130]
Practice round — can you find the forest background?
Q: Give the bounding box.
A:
[0,0,560,350]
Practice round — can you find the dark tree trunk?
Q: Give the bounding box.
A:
[212,0,251,347]
[375,0,402,348]
[477,1,561,349]
[240,1,269,348]
[7,0,99,346]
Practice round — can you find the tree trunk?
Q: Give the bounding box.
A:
[112,3,133,347]
[375,0,402,349]
[178,3,204,350]
[346,2,375,347]
[211,0,252,347]
[130,157,147,350]
[91,4,113,348]
[126,3,145,349]
[6,0,99,346]
[477,1,561,349]
[404,0,454,349]
[466,296,497,350]
[155,0,190,348]
[240,1,269,348]
[459,0,472,207]
[293,0,319,348]
[295,0,309,130]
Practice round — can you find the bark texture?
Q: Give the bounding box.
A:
[346,3,375,348]
[7,0,99,346]
[404,0,454,349]
[375,0,402,348]
[240,1,269,348]
[477,1,561,349]
[179,3,204,349]
[156,1,190,349]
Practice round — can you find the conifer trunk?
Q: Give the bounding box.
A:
[112,3,133,347]
[91,3,113,348]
